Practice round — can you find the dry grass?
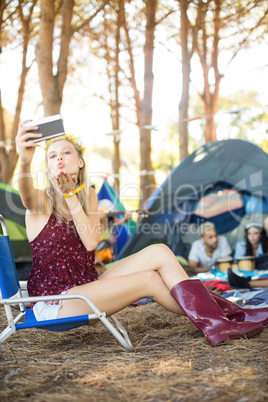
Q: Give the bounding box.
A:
[0,303,267,402]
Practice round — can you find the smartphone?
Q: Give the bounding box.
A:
[24,115,65,143]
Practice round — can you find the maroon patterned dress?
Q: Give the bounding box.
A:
[27,213,98,300]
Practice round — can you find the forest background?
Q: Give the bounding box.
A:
[1,0,268,210]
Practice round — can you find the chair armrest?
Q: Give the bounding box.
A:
[0,293,105,317]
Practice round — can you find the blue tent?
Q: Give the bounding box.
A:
[97,180,136,255]
[118,140,268,258]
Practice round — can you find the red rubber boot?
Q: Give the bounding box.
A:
[170,279,263,347]
[209,291,268,326]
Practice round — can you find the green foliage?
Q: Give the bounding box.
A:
[153,120,202,171]
[188,91,267,144]
[92,144,113,159]
[154,121,180,171]
[218,91,267,142]
[218,91,262,111]
[154,149,179,171]
[188,95,205,121]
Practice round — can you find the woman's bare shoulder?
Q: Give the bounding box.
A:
[27,188,51,213]
[25,210,52,242]
[25,190,53,241]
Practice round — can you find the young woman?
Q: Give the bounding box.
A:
[15,121,267,347]
[228,222,268,289]
[234,222,268,260]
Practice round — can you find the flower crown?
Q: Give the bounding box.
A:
[45,134,86,155]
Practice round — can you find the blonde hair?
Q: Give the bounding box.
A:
[45,137,89,221]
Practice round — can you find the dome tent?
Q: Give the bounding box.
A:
[118,139,268,259]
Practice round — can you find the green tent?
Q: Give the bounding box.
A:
[0,183,31,262]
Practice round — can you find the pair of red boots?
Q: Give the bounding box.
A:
[170,279,267,347]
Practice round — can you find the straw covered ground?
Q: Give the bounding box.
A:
[0,302,268,402]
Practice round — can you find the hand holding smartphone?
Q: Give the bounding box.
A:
[24,115,65,143]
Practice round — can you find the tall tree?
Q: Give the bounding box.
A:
[112,1,123,191]
[36,0,75,115]
[195,0,223,142]
[176,0,268,148]
[121,0,158,206]
[120,0,177,204]
[139,0,158,205]
[177,0,197,160]
[82,1,125,191]
[193,0,268,142]
[0,0,37,184]
[36,0,108,116]
[0,0,109,183]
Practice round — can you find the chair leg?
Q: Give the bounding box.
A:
[109,316,133,348]
[0,325,16,343]
[99,314,134,351]
[77,292,134,351]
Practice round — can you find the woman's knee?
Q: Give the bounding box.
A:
[145,243,173,261]
[142,269,164,289]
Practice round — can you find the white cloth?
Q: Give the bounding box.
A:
[188,235,232,267]
[33,290,67,321]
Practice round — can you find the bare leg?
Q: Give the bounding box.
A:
[58,244,187,319]
[100,244,189,288]
[249,279,268,288]
[58,270,183,319]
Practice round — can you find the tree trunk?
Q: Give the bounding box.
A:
[203,104,217,142]
[0,3,9,183]
[113,136,120,193]
[0,90,7,182]
[36,0,74,116]
[178,0,191,161]
[196,0,223,143]
[121,0,156,207]
[112,1,122,193]
[0,2,35,184]
[6,12,33,184]
[139,0,157,207]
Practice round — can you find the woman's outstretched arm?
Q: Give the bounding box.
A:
[16,121,45,211]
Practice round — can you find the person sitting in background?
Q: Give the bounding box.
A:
[233,222,268,261]
[96,199,132,269]
[98,198,131,236]
[228,220,268,289]
[188,221,232,272]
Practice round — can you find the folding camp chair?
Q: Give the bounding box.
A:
[0,215,134,351]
